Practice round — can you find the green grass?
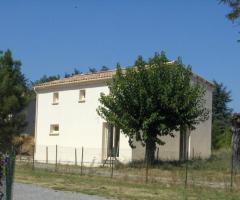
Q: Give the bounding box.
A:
[15,165,240,200]
[14,149,240,200]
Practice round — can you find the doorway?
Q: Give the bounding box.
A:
[102,123,120,161]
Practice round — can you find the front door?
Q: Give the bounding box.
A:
[102,123,120,161]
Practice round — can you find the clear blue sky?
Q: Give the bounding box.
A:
[0,1,239,111]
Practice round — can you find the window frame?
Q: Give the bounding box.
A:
[50,124,59,136]
[52,92,59,105]
[79,89,86,103]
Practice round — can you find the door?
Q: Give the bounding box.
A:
[102,123,120,161]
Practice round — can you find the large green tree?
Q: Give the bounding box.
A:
[212,80,233,149]
[97,53,209,163]
[0,50,28,153]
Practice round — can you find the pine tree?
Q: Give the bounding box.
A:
[0,50,28,153]
[212,80,233,149]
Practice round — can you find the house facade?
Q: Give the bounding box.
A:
[34,69,213,165]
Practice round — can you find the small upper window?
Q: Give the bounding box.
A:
[50,124,59,135]
[79,89,86,102]
[53,92,59,105]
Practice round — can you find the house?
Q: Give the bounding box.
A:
[34,69,213,165]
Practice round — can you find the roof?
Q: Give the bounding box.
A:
[34,67,214,91]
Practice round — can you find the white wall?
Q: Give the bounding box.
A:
[35,81,132,165]
[35,80,213,164]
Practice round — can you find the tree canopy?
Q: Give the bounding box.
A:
[97,52,209,163]
[220,0,240,21]
[220,0,240,41]
[100,66,109,71]
[212,80,233,149]
[0,50,28,153]
[33,74,60,85]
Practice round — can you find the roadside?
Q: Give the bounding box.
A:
[13,182,111,200]
[15,165,240,200]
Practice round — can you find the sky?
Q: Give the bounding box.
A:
[0,1,239,111]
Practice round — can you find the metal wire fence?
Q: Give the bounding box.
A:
[0,152,15,200]
[16,145,240,191]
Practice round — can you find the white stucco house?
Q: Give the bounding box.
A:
[34,68,213,165]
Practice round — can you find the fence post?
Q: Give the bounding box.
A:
[231,145,234,189]
[75,148,77,166]
[46,146,48,164]
[185,151,189,189]
[81,146,84,175]
[55,145,58,172]
[192,148,195,160]
[145,157,149,183]
[156,148,159,162]
[32,145,35,170]
[19,145,22,161]
[111,149,114,178]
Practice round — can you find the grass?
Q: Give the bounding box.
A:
[15,165,240,200]
[14,149,240,200]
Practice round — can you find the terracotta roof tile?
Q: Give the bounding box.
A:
[34,67,214,90]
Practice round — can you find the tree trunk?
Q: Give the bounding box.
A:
[145,139,156,165]
[232,113,240,169]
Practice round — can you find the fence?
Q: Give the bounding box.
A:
[16,145,240,191]
[0,152,15,200]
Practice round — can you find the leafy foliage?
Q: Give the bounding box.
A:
[33,74,60,85]
[100,66,109,71]
[0,50,28,153]
[97,52,209,163]
[219,0,240,41]
[212,80,233,149]
[220,0,240,21]
[89,67,97,73]
[64,68,82,78]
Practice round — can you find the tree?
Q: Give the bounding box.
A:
[64,68,82,78]
[97,53,208,164]
[220,0,240,21]
[212,80,233,149]
[33,74,60,85]
[100,66,109,71]
[89,67,97,73]
[220,0,240,41]
[0,50,28,153]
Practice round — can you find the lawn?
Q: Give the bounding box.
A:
[14,149,240,200]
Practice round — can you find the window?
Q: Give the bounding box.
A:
[50,124,59,135]
[79,89,86,102]
[52,92,59,105]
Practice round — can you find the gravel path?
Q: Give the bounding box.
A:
[13,183,112,200]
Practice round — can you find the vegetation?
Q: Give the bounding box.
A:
[32,74,60,85]
[98,52,209,164]
[89,67,98,73]
[0,50,28,199]
[0,50,28,153]
[220,0,240,22]
[100,66,109,71]
[15,150,240,200]
[212,80,233,149]
[64,68,82,78]
[220,0,240,41]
